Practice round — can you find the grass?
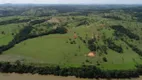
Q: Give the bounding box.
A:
[2,24,142,70]
[0,23,25,46]
[0,35,13,46]
[101,49,141,70]
[2,33,89,65]
[0,13,142,70]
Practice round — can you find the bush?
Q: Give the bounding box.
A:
[1,31,5,35]
[103,57,107,62]
[85,59,89,63]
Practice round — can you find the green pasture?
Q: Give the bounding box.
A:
[0,23,25,46]
[2,25,142,70]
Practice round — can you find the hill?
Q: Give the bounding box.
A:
[0,4,142,78]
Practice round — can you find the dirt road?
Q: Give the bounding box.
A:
[0,73,141,80]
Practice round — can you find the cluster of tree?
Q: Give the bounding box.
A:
[111,25,139,40]
[78,36,87,44]
[87,38,97,51]
[100,45,108,54]
[78,36,108,54]
[136,64,142,75]
[124,41,142,56]
[77,19,90,26]
[0,18,31,25]
[135,13,142,22]
[113,30,124,38]
[103,15,122,20]
[123,7,142,22]
[106,38,123,53]
[68,38,76,44]
[52,27,67,34]
[0,61,140,78]
[103,11,134,21]
[29,19,47,25]
[103,57,107,62]
[1,31,5,35]
[22,8,58,17]
[0,7,24,17]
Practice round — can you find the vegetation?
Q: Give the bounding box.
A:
[0,4,142,78]
[106,38,123,53]
[0,61,140,78]
[111,25,140,40]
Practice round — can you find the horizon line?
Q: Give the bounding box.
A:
[0,3,142,5]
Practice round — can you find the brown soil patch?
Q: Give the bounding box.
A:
[88,52,96,57]
[48,17,60,23]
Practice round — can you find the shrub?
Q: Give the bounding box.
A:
[85,59,89,63]
[103,57,107,62]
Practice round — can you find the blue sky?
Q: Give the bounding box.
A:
[0,0,142,4]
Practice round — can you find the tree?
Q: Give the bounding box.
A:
[1,31,5,35]
[103,57,107,62]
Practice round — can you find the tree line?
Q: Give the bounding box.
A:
[0,61,140,79]
[106,38,123,53]
[123,40,142,56]
[0,18,31,25]
[111,25,139,40]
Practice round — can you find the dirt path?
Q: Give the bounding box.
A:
[0,73,142,80]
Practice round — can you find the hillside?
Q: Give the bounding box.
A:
[0,5,142,78]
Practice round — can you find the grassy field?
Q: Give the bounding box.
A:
[2,24,142,70]
[0,23,25,46]
[2,30,90,66]
[0,6,142,70]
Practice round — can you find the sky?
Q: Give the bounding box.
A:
[0,0,142,4]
